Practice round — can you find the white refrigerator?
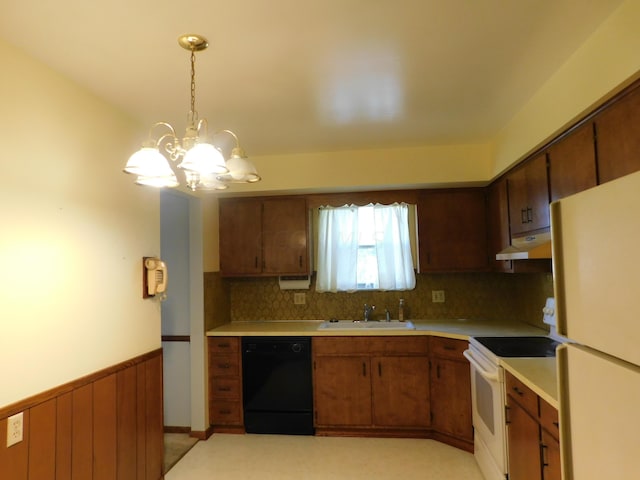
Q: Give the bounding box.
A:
[551,170,640,479]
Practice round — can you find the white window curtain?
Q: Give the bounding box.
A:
[316,203,416,292]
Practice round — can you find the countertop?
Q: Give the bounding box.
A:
[206,319,559,407]
[206,319,547,339]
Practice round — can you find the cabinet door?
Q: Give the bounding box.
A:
[418,189,488,272]
[487,178,513,273]
[430,358,472,441]
[313,356,372,427]
[508,154,549,236]
[371,356,430,428]
[506,399,542,480]
[219,199,263,275]
[541,429,561,480]
[262,197,309,275]
[595,87,640,184]
[548,122,597,201]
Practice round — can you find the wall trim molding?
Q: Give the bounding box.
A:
[0,348,162,420]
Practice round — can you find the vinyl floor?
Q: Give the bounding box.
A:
[165,434,483,479]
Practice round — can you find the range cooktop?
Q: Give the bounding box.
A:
[473,336,561,357]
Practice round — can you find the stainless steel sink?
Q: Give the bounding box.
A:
[317,320,416,330]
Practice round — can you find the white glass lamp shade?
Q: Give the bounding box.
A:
[220,154,261,183]
[199,173,229,190]
[178,143,228,175]
[124,147,175,177]
[135,175,179,188]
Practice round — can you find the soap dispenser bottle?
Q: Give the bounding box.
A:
[398,298,405,321]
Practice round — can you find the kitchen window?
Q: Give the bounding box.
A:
[316,203,416,292]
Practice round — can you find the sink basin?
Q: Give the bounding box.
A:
[317,320,416,331]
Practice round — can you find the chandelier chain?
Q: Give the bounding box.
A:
[190,49,197,115]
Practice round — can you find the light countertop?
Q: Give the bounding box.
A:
[500,357,558,407]
[206,319,558,407]
[206,319,547,339]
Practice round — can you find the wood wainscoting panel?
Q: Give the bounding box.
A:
[0,410,30,479]
[72,383,93,480]
[56,392,73,480]
[117,367,138,480]
[28,398,56,480]
[93,374,117,480]
[144,354,164,480]
[0,349,163,480]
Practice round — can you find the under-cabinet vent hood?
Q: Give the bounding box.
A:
[496,231,552,260]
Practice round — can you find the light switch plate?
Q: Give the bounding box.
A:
[7,412,23,447]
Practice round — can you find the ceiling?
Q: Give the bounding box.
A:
[0,0,623,157]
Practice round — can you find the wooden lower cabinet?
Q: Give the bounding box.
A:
[313,337,430,434]
[208,337,244,432]
[312,336,471,451]
[507,400,542,480]
[506,371,561,480]
[372,356,430,427]
[429,337,473,451]
[313,355,372,427]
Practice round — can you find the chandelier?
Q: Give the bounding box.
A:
[123,34,260,191]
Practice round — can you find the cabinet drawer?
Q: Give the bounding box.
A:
[209,337,240,354]
[209,355,240,376]
[539,398,559,440]
[210,377,241,400]
[506,372,538,417]
[313,336,428,355]
[430,336,467,360]
[210,401,242,425]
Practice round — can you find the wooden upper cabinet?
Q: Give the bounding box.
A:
[595,86,640,184]
[507,154,550,236]
[547,122,597,202]
[417,188,488,272]
[219,198,263,275]
[486,178,512,273]
[219,196,309,277]
[262,198,309,275]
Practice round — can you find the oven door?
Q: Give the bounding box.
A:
[464,347,507,480]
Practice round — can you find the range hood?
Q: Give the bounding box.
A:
[496,231,552,260]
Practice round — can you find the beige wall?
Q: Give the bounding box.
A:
[491,0,640,176]
[0,39,161,407]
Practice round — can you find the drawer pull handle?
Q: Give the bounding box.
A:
[217,343,231,348]
[218,386,231,392]
[443,345,456,351]
[218,363,231,369]
[219,409,232,415]
[553,421,559,428]
[513,386,525,396]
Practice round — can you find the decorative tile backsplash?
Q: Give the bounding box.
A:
[205,272,554,329]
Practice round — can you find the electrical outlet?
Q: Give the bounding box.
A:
[6,412,23,447]
[293,293,306,305]
[432,290,446,303]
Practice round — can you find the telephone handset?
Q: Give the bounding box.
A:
[143,257,168,298]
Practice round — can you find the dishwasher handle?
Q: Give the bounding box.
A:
[463,349,500,382]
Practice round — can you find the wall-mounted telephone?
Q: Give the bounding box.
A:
[143,257,168,298]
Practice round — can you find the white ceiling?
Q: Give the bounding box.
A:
[0,0,623,157]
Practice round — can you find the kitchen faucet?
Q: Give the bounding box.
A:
[363,304,376,322]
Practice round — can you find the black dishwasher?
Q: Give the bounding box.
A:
[241,336,314,435]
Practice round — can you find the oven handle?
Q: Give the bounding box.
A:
[463,349,500,382]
